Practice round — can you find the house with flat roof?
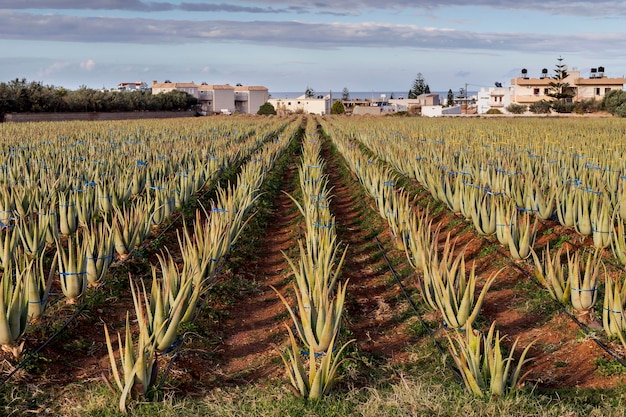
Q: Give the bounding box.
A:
[152,81,198,97]
[116,81,149,92]
[510,66,626,105]
[235,85,269,114]
[151,81,268,114]
[477,86,514,114]
[268,94,332,115]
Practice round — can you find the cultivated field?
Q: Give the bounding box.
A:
[1,115,626,416]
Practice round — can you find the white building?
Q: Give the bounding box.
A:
[116,81,149,92]
[268,95,332,115]
[422,105,462,117]
[352,103,402,115]
[477,86,514,114]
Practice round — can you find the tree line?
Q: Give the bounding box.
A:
[0,78,199,120]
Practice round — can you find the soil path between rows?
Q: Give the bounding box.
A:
[206,158,299,384]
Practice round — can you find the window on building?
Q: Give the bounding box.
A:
[605,88,612,94]
[543,88,549,95]
[533,88,540,96]
[595,88,601,95]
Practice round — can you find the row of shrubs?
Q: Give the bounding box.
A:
[488,90,626,116]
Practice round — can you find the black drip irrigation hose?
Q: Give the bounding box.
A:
[0,289,93,386]
[372,236,464,385]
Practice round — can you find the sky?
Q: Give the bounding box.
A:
[1,1,625,94]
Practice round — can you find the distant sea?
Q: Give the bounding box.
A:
[269,91,476,101]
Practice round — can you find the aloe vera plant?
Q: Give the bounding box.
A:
[85,220,115,287]
[603,276,626,339]
[276,326,354,400]
[97,179,132,215]
[447,322,535,397]
[568,249,602,321]
[37,206,59,246]
[179,205,229,284]
[104,312,157,414]
[574,189,594,236]
[612,213,626,266]
[503,211,538,260]
[146,184,176,227]
[275,278,348,354]
[0,263,28,359]
[112,202,152,259]
[530,245,570,305]
[23,251,56,320]
[11,184,33,220]
[555,184,577,228]
[75,187,96,228]
[469,191,498,236]
[525,181,555,220]
[421,241,499,330]
[0,226,18,270]
[404,208,435,274]
[58,191,79,236]
[57,234,88,304]
[16,217,48,258]
[131,261,192,353]
[384,190,413,251]
[590,196,613,249]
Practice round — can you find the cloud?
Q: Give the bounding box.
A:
[80,59,96,70]
[2,0,626,17]
[0,0,174,12]
[37,60,71,77]
[1,11,624,56]
[0,0,306,14]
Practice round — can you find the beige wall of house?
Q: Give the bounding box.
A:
[152,81,268,114]
[511,71,626,104]
[235,86,268,114]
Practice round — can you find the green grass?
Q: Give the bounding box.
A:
[513,277,562,318]
[550,233,571,249]
[593,356,626,376]
[478,243,498,257]
[7,363,626,417]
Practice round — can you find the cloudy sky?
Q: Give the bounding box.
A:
[1,1,625,94]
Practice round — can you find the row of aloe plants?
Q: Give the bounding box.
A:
[325,117,626,362]
[0,118,293,362]
[273,117,353,399]
[102,118,301,413]
[328,118,626,259]
[320,116,535,397]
